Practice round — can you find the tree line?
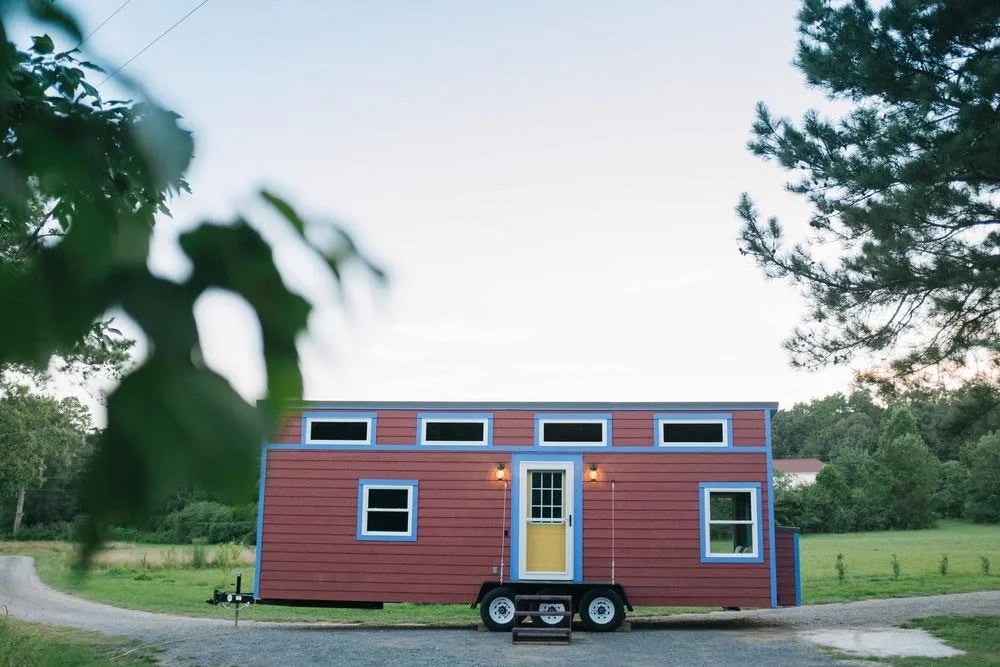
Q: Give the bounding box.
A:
[773,386,1000,533]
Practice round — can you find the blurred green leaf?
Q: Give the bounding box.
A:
[30,34,53,54]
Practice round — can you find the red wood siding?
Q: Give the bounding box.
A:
[275,410,302,444]
[259,447,774,609]
[775,530,798,606]
[581,452,772,607]
[612,411,653,446]
[493,411,533,446]
[259,450,509,603]
[376,410,416,443]
[732,411,767,447]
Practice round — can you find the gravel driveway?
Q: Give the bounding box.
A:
[2,555,998,666]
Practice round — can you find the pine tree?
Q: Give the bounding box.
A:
[737,0,1000,385]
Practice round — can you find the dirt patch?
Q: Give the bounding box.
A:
[798,627,964,658]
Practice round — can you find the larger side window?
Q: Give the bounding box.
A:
[357,480,418,541]
[699,483,762,563]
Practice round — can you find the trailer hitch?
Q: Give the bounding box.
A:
[206,572,254,626]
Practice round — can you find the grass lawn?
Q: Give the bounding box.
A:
[1,519,997,625]
[800,520,1000,603]
[0,616,154,666]
[889,616,1000,666]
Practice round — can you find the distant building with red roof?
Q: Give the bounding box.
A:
[773,458,825,488]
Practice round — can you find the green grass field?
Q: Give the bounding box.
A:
[893,616,1000,666]
[0,617,154,666]
[800,520,1000,603]
[1,520,997,625]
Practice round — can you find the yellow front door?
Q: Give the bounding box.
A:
[525,470,567,573]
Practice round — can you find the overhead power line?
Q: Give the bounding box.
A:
[76,0,134,49]
[97,0,211,88]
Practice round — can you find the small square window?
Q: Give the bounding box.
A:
[700,483,762,562]
[357,480,418,541]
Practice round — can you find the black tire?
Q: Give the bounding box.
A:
[531,587,571,626]
[579,588,624,632]
[480,587,517,632]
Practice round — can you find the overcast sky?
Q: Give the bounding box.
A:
[17,1,862,413]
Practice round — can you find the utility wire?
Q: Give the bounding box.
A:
[97,0,211,88]
[76,0,134,49]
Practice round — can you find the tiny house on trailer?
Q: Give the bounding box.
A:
[251,401,801,631]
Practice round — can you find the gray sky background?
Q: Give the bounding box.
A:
[16,1,863,413]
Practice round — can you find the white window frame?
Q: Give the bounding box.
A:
[657,417,729,448]
[700,484,761,562]
[537,417,609,447]
[304,416,373,445]
[419,416,490,446]
[358,480,417,541]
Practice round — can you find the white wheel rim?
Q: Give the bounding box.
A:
[537,602,566,625]
[587,597,616,625]
[489,596,515,624]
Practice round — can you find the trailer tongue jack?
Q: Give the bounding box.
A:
[206,572,254,626]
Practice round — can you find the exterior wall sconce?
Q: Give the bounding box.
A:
[496,463,506,481]
[589,464,599,482]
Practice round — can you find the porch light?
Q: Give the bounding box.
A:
[589,464,598,482]
[496,463,506,481]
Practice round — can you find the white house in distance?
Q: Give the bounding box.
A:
[773,458,825,488]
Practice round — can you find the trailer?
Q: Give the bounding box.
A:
[223,402,801,631]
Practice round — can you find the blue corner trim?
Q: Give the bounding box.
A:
[654,413,733,448]
[534,414,612,447]
[793,531,802,606]
[765,409,777,607]
[416,412,493,446]
[509,453,584,582]
[356,479,419,541]
[698,481,765,564]
[253,447,267,598]
[302,411,378,445]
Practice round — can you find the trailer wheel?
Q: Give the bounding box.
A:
[579,588,624,632]
[532,588,570,626]
[480,587,517,632]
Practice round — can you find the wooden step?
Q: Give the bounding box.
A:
[512,626,571,645]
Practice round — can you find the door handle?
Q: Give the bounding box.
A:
[568,514,572,527]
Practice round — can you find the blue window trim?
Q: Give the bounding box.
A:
[509,453,583,582]
[302,411,377,446]
[699,482,764,564]
[655,413,733,448]
[356,479,418,542]
[417,412,493,446]
[535,413,611,447]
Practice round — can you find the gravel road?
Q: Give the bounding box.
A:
[2,555,998,666]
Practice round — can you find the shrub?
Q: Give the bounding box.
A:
[191,545,208,569]
[981,556,991,576]
[163,501,256,544]
[10,522,71,541]
[891,554,900,579]
[939,554,949,576]
[835,553,846,582]
[163,548,179,570]
[213,542,242,569]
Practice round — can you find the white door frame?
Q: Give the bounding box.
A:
[517,459,574,581]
